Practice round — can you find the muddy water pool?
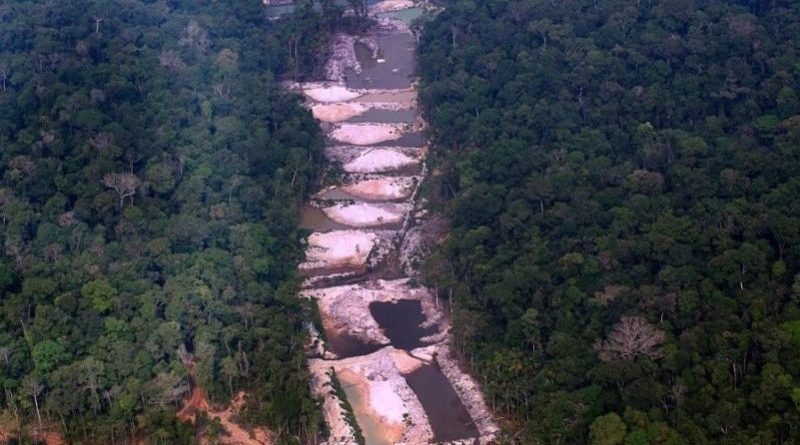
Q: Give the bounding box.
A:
[369,299,437,350]
[404,364,480,442]
[346,108,418,124]
[316,187,409,203]
[346,32,417,90]
[299,205,352,232]
[340,376,396,445]
[326,327,385,358]
[390,131,425,147]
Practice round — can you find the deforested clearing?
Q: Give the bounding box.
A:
[311,102,369,122]
[324,202,409,227]
[343,148,419,173]
[341,177,415,200]
[304,85,362,102]
[330,123,406,145]
[301,230,377,270]
[370,0,416,14]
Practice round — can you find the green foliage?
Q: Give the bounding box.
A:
[591,413,627,445]
[780,321,800,345]
[419,0,800,443]
[0,1,333,443]
[81,279,117,313]
[31,340,69,374]
[328,369,365,445]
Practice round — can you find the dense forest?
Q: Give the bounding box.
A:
[0,1,346,443]
[419,0,800,444]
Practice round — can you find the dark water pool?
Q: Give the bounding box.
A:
[390,131,425,147]
[346,108,418,124]
[326,327,385,359]
[369,299,437,350]
[405,364,480,442]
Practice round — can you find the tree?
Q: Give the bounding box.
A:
[0,62,8,92]
[102,172,141,209]
[590,413,627,445]
[595,316,665,362]
[23,374,44,434]
[81,279,118,313]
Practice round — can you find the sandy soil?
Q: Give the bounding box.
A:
[369,0,416,13]
[342,148,420,173]
[324,202,410,227]
[312,103,369,122]
[304,85,362,102]
[354,89,417,104]
[330,123,407,145]
[300,230,378,272]
[390,349,427,373]
[337,368,406,444]
[341,177,416,200]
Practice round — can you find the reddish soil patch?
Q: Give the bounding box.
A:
[178,362,272,445]
[0,425,65,445]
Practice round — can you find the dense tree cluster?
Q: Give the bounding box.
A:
[419,0,800,443]
[0,1,339,443]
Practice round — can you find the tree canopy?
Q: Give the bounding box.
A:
[419,0,800,443]
[0,0,339,443]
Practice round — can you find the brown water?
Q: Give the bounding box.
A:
[369,299,438,350]
[317,187,410,203]
[404,364,480,443]
[340,375,396,445]
[316,188,364,202]
[300,205,404,230]
[345,33,417,90]
[299,205,352,232]
[326,327,385,359]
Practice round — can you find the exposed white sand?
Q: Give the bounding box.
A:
[300,230,377,271]
[311,103,369,122]
[354,89,417,104]
[340,177,415,200]
[324,202,409,228]
[343,148,419,173]
[330,123,406,146]
[369,0,416,13]
[304,85,362,102]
